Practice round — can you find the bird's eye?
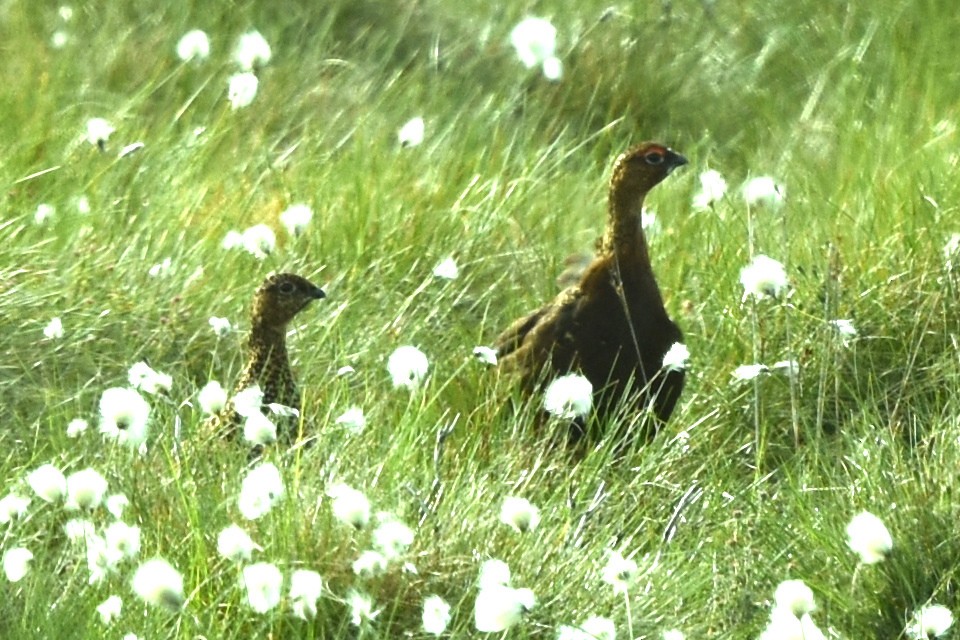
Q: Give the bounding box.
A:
[644,152,664,165]
[278,281,295,294]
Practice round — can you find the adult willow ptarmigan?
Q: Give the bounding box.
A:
[210,273,325,443]
[494,142,687,446]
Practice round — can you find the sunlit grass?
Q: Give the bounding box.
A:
[2,0,960,638]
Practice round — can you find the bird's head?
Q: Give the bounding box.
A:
[610,142,687,197]
[251,273,326,331]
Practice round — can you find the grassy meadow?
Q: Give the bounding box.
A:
[2,0,960,637]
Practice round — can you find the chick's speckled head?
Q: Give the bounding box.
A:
[251,273,325,331]
[611,142,687,196]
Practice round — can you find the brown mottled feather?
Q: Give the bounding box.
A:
[495,142,687,444]
[211,273,325,441]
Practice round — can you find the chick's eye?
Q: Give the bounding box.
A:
[644,152,664,165]
[278,282,295,294]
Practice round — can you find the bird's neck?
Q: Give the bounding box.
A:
[243,325,290,386]
[599,183,650,268]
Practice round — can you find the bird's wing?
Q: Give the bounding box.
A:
[495,286,582,377]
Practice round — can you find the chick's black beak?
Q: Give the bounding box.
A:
[664,149,688,175]
[313,287,326,300]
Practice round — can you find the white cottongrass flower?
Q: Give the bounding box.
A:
[147,257,172,277]
[233,385,264,418]
[740,255,789,300]
[499,496,541,533]
[51,30,68,48]
[98,387,151,448]
[279,203,313,237]
[217,524,259,562]
[543,374,593,420]
[692,169,728,209]
[234,30,272,70]
[227,72,259,110]
[34,203,55,225]
[387,345,430,390]
[642,207,658,231]
[352,550,389,577]
[479,559,512,589]
[432,256,459,279]
[76,195,91,214]
[906,604,954,639]
[474,585,536,632]
[241,562,283,613]
[743,176,786,206]
[131,558,184,610]
[222,230,244,249]
[86,117,115,148]
[198,380,228,415]
[105,521,141,560]
[105,494,129,519]
[96,595,123,625]
[347,590,379,626]
[128,361,172,395]
[662,629,686,640]
[243,411,277,446]
[238,462,284,520]
[0,493,31,524]
[771,359,799,377]
[290,569,323,619]
[601,550,638,595]
[67,417,89,438]
[661,342,690,371]
[773,579,816,616]
[43,316,64,339]
[176,29,210,61]
[122,635,140,640]
[759,608,825,640]
[846,510,893,564]
[240,223,276,258]
[473,346,498,366]
[64,518,97,543]
[65,467,109,510]
[27,463,67,503]
[558,616,617,640]
[335,406,367,435]
[86,535,121,585]
[372,518,415,560]
[327,483,371,529]
[208,316,232,337]
[732,363,769,382]
[3,548,33,582]
[510,17,562,81]
[831,319,857,344]
[398,116,425,147]
[422,595,452,635]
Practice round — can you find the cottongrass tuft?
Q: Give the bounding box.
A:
[335,406,367,434]
[479,558,512,589]
[432,256,459,279]
[241,562,283,614]
[742,176,786,206]
[104,521,141,560]
[234,30,272,70]
[176,29,210,62]
[846,510,893,564]
[99,387,151,448]
[43,316,63,338]
[692,169,728,210]
[473,346,498,366]
[67,418,89,438]
[128,362,172,395]
[601,550,638,595]
[0,493,31,524]
[372,517,415,560]
[387,345,430,389]
[558,616,617,640]
[96,595,123,625]
[86,117,115,148]
[290,569,323,619]
[398,116,425,147]
[208,316,232,337]
[830,318,858,344]
[64,518,96,543]
[474,585,536,633]
[422,595,452,636]
[352,550,389,578]
[227,72,259,110]
[198,381,228,415]
[217,524,259,562]
[499,496,541,533]
[105,494,129,519]
[27,463,67,503]
[328,483,371,529]
[510,17,562,81]
[773,579,816,616]
[279,203,313,237]
[759,608,825,640]
[661,342,690,371]
[543,374,593,420]
[2,547,33,582]
[740,255,789,300]
[131,558,185,610]
[731,363,769,382]
[237,463,284,520]
[347,590,379,627]
[243,411,278,446]
[65,467,109,511]
[906,604,954,639]
[662,629,686,640]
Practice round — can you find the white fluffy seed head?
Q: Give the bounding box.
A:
[846,510,893,564]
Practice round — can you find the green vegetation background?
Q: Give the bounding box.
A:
[1,0,959,637]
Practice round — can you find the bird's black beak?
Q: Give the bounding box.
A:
[665,149,688,174]
[313,287,326,300]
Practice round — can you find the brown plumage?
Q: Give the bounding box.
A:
[212,273,325,441]
[494,142,687,445]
